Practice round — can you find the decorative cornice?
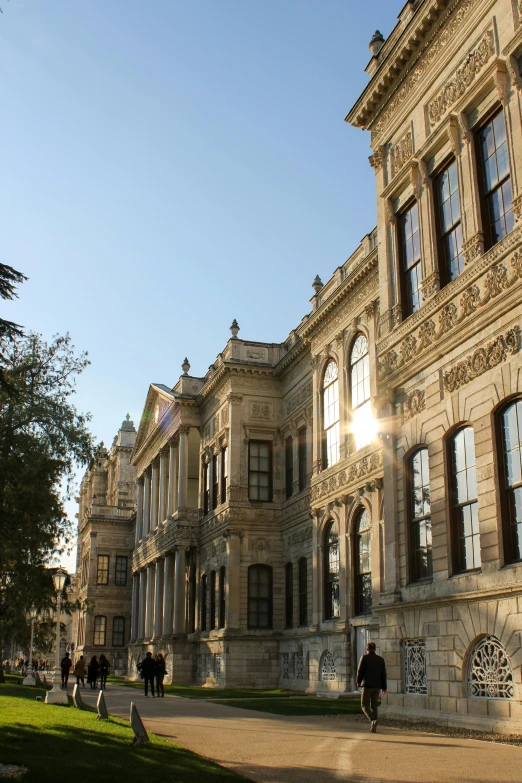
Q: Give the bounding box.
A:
[443,327,519,392]
[311,449,383,505]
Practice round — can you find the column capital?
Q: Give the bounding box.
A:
[179,425,191,436]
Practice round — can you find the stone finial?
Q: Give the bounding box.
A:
[369,30,385,57]
[312,275,323,295]
[121,413,134,431]
[230,319,240,339]
[181,358,190,375]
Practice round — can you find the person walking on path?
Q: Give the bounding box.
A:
[87,655,99,690]
[356,641,387,733]
[99,654,110,689]
[155,653,167,697]
[60,652,73,688]
[73,655,86,688]
[138,651,157,697]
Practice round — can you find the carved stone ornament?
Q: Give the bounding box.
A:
[365,302,375,320]
[286,381,313,415]
[462,232,484,264]
[287,524,313,546]
[378,246,522,381]
[251,402,270,420]
[512,194,522,223]
[421,272,439,300]
[311,450,383,502]
[428,30,495,126]
[443,328,519,392]
[369,146,386,172]
[392,130,413,177]
[404,389,426,421]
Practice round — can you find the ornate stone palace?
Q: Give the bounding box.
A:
[71,416,137,672]
[77,0,522,731]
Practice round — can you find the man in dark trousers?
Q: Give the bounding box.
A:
[356,641,387,733]
[138,651,157,697]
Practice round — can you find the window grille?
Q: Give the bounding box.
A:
[215,653,222,679]
[468,636,514,699]
[320,651,336,681]
[294,652,306,680]
[280,653,293,680]
[404,639,427,694]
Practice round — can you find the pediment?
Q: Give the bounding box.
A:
[133,384,177,457]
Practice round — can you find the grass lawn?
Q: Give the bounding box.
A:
[211,696,363,716]
[0,683,249,782]
[108,676,295,700]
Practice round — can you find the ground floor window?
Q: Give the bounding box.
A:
[320,650,336,681]
[404,639,427,695]
[468,636,513,699]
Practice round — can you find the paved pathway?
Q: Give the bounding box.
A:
[75,685,521,783]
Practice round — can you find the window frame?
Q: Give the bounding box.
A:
[203,460,209,515]
[201,574,207,632]
[433,156,464,286]
[218,566,226,629]
[497,399,522,565]
[96,555,109,586]
[220,445,228,504]
[322,360,340,469]
[247,564,273,630]
[355,508,372,615]
[475,107,514,251]
[285,562,293,628]
[212,452,219,510]
[285,436,294,500]
[112,616,125,646]
[407,448,433,583]
[210,570,216,630]
[93,615,106,646]
[323,521,340,621]
[398,199,423,318]
[115,555,128,587]
[298,557,308,626]
[248,440,273,502]
[298,427,307,491]
[448,426,481,574]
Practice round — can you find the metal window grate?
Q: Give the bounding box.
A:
[404,639,427,694]
[468,636,514,699]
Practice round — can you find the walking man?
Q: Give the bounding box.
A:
[356,641,387,733]
[138,651,157,697]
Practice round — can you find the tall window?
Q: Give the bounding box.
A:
[324,521,340,620]
[94,616,106,646]
[285,437,294,499]
[249,441,272,501]
[478,110,514,248]
[248,565,272,629]
[220,445,228,504]
[399,202,423,316]
[298,557,308,626]
[500,400,522,563]
[115,556,128,586]
[435,159,464,284]
[451,427,481,572]
[350,334,372,450]
[201,574,207,631]
[409,449,433,581]
[218,566,226,629]
[210,570,216,630]
[203,461,209,515]
[298,427,307,491]
[97,555,109,585]
[112,616,125,646]
[323,360,340,468]
[355,509,372,615]
[285,562,293,628]
[212,453,219,509]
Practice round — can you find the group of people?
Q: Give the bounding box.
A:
[7,657,52,674]
[60,653,111,690]
[137,651,167,697]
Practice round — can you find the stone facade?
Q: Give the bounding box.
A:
[72,0,522,732]
[71,416,137,673]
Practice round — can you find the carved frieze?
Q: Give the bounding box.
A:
[251,402,272,421]
[404,389,426,421]
[281,494,312,523]
[392,130,413,176]
[369,146,386,172]
[443,328,520,392]
[427,30,495,126]
[378,246,522,381]
[311,450,383,503]
[421,272,439,300]
[286,524,313,547]
[286,381,313,415]
[462,233,484,264]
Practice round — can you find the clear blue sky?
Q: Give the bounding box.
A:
[0,0,401,569]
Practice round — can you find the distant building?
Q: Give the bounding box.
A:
[71,416,137,672]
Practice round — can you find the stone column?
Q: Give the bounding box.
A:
[158,450,167,524]
[135,478,144,543]
[173,547,186,635]
[143,469,151,538]
[226,532,242,628]
[145,564,155,640]
[138,569,147,640]
[162,553,175,636]
[382,403,400,599]
[311,511,321,628]
[177,427,190,513]
[153,558,164,639]
[151,459,159,531]
[167,440,177,517]
[131,573,139,641]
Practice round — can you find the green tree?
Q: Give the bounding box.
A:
[0,263,27,393]
[0,332,94,680]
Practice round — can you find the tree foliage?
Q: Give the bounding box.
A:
[0,331,95,677]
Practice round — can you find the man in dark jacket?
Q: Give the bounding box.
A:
[356,641,387,733]
[138,651,157,697]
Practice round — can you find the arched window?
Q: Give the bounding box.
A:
[210,570,216,630]
[112,616,125,647]
[298,557,308,626]
[499,400,522,563]
[285,562,293,628]
[450,427,480,572]
[409,448,432,581]
[320,651,336,681]
[355,509,372,615]
[322,360,340,468]
[324,521,340,620]
[248,565,272,629]
[218,566,226,629]
[350,334,374,450]
[468,636,514,699]
[201,574,207,631]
